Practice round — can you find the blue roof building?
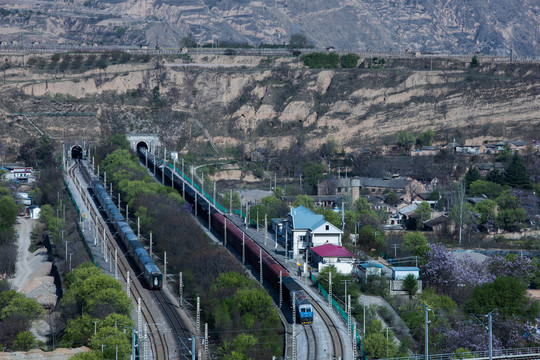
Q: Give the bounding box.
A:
[285,206,343,259]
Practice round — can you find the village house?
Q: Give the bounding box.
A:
[310,243,355,274]
[318,175,417,203]
[281,205,343,259]
[1,165,36,183]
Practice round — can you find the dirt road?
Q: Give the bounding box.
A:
[9,216,47,291]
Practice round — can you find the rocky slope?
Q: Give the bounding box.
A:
[0,53,538,160]
[0,0,539,56]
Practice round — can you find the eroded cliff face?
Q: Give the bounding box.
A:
[2,55,539,156]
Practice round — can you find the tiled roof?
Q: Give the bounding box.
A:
[358,176,412,189]
[290,206,325,230]
[311,244,354,258]
[392,266,420,271]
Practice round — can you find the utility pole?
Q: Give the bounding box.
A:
[292,291,297,360]
[126,271,130,298]
[179,272,183,307]
[328,271,332,307]
[341,279,351,304]
[259,248,263,285]
[421,305,431,360]
[279,271,282,308]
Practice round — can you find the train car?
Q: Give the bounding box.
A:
[283,277,313,324]
[84,164,162,290]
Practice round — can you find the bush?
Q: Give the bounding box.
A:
[301,52,339,68]
[340,53,360,68]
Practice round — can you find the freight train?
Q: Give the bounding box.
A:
[137,146,313,324]
[79,161,163,289]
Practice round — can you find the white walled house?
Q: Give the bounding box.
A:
[392,266,420,280]
[311,244,355,274]
[284,206,343,258]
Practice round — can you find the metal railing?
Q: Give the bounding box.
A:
[379,346,540,360]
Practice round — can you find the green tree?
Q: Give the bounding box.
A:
[495,191,527,231]
[465,277,539,320]
[60,314,94,348]
[504,154,532,189]
[468,180,507,199]
[363,319,399,359]
[88,327,131,360]
[384,192,400,206]
[289,33,308,49]
[293,194,315,209]
[470,55,479,68]
[220,333,258,360]
[417,129,435,146]
[402,273,419,298]
[415,201,432,229]
[300,162,326,191]
[464,166,482,190]
[396,130,415,151]
[12,331,36,351]
[403,232,429,257]
[340,53,360,68]
[71,351,103,360]
[0,291,44,321]
[474,199,497,225]
[0,196,17,231]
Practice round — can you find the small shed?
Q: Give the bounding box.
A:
[29,205,41,219]
[359,262,384,276]
[392,266,420,280]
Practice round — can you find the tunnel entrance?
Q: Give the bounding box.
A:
[136,141,148,152]
[71,145,83,159]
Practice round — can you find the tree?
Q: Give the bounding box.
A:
[504,154,532,189]
[402,273,419,298]
[470,55,479,68]
[417,129,435,146]
[12,331,36,351]
[465,277,539,320]
[450,178,471,245]
[396,130,415,151]
[464,166,482,190]
[180,33,197,48]
[415,201,432,229]
[289,33,308,49]
[468,180,507,199]
[88,327,131,360]
[495,191,527,231]
[363,319,399,359]
[293,194,315,209]
[0,196,17,231]
[384,192,400,206]
[403,232,429,257]
[340,53,360,68]
[300,162,326,192]
[220,333,258,360]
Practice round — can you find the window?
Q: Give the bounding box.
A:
[325,225,329,230]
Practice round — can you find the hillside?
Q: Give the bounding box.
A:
[0,0,539,57]
[0,53,539,163]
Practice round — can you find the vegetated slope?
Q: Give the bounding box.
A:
[0,0,539,56]
[1,54,539,159]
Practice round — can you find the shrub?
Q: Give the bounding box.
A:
[340,53,360,68]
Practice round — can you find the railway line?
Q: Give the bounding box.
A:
[137,147,353,359]
[66,161,193,360]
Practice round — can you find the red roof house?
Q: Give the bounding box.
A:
[310,244,355,274]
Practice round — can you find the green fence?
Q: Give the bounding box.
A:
[311,274,365,359]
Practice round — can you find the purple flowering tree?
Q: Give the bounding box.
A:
[436,322,502,353]
[422,243,494,301]
[487,255,535,280]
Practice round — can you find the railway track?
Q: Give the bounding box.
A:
[309,296,345,359]
[67,161,192,360]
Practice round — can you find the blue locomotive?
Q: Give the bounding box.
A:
[83,163,163,290]
[283,277,313,324]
